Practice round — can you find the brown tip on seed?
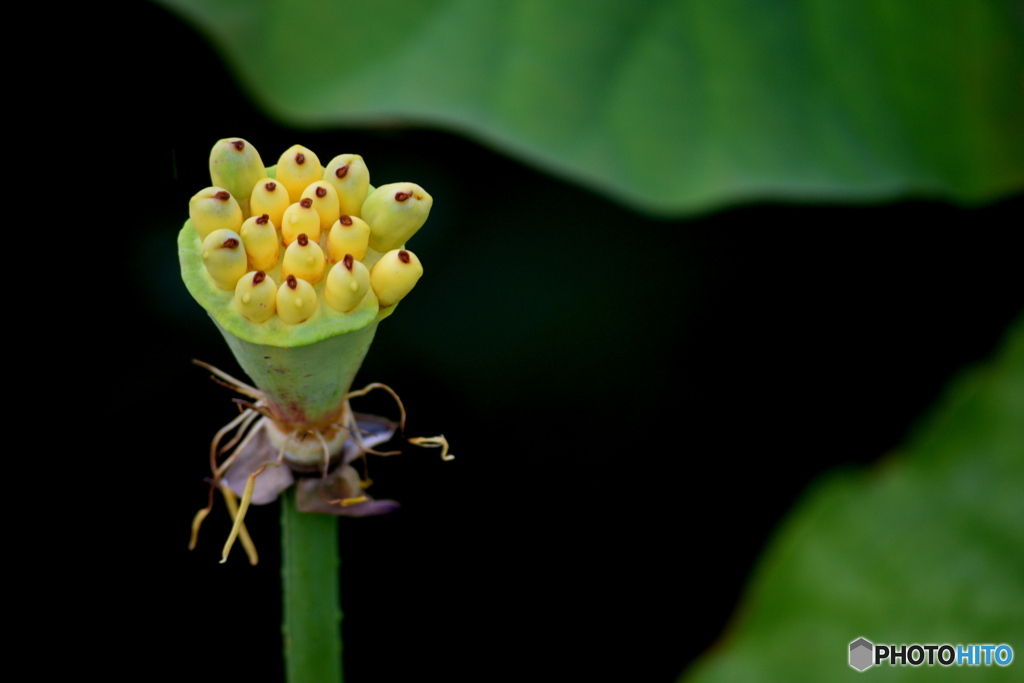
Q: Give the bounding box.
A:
[265,181,276,191]
[295,153,305,165]
[214,191,231,201]
[222,238,240,249]
[287,274,297,289]
[340,215,353,226]
[398,250,411,264]
[395,191,412,202]
[232,140,245,151]
[315,186,327,198]
[298,233,309,246]
[300,198,313,208]
[335,164,349,179]
[253,271,266,285]
[343,254,354,271]
[256,214,269,225]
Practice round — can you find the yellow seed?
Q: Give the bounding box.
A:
[301,181,340,232]
[209,138,266,216]
[369,249,423,307]
[323,154,370,217]
[249,178,290,229]
[276,145,322,203]
[282,234,326,284]
[239,214,280,271]
[281,199,321,245]
[324,254,370,313]
[201,229,248,290]
[276,274,317,324]
[233,270,277,322]
[327,215,371,262]
[189,187,243,241]
[361,182,432,252]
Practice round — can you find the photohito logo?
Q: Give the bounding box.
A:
[849,637,1013,671]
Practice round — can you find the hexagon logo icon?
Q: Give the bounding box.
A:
[850,637,874,671]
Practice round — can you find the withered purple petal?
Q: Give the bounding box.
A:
[222,421,295,504]
[294,464,400,517]
[342,413,398,465]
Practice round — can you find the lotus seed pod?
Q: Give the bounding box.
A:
[301,181,340,232]
[201,229,248,290]
[239,214,279,271]
[369,249,423,308]
[361,183,433,253]
[276,274,317,324]
[181,139,429,431]
[327,215,371,262]
[281,198,322,245]
[276,145,322,203]
[324,255,371,313]
[189,187,243,241]
[282,233,326,284]
[249,178,290,229]
[323,154,370,217]
[233,270,277,323]
[209,138,266,216]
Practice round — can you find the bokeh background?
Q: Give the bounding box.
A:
[84,2,1023,681]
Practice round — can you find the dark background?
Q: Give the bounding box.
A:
[79,4,1022,681]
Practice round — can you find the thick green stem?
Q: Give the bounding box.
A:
[281,489,343,683]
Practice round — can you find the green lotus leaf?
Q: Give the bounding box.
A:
[156,0,1023,214]
[681,312,1024,681]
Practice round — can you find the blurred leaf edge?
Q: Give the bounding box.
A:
[680,310,1024,682]
[153,0,1024,217]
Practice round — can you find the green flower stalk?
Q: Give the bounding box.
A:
[179,137,452,568]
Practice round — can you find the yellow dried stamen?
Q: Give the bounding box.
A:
[337,414,401,458]
[214,415,267,478]
[344,382,407,431]
[329,420,374,483]
[189,501,212,550]
[220,485,259,566]
[192,359,262,400]
[220,464,267,564]
[207,409,254,474]
[321,492,370,507]
[215,408,259,460]
[207,375,264,402]
[276,429,295,463]
[191,407,262,552]
[315,429,332,479]
[231,397,276,420]
[408,435,455,461]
